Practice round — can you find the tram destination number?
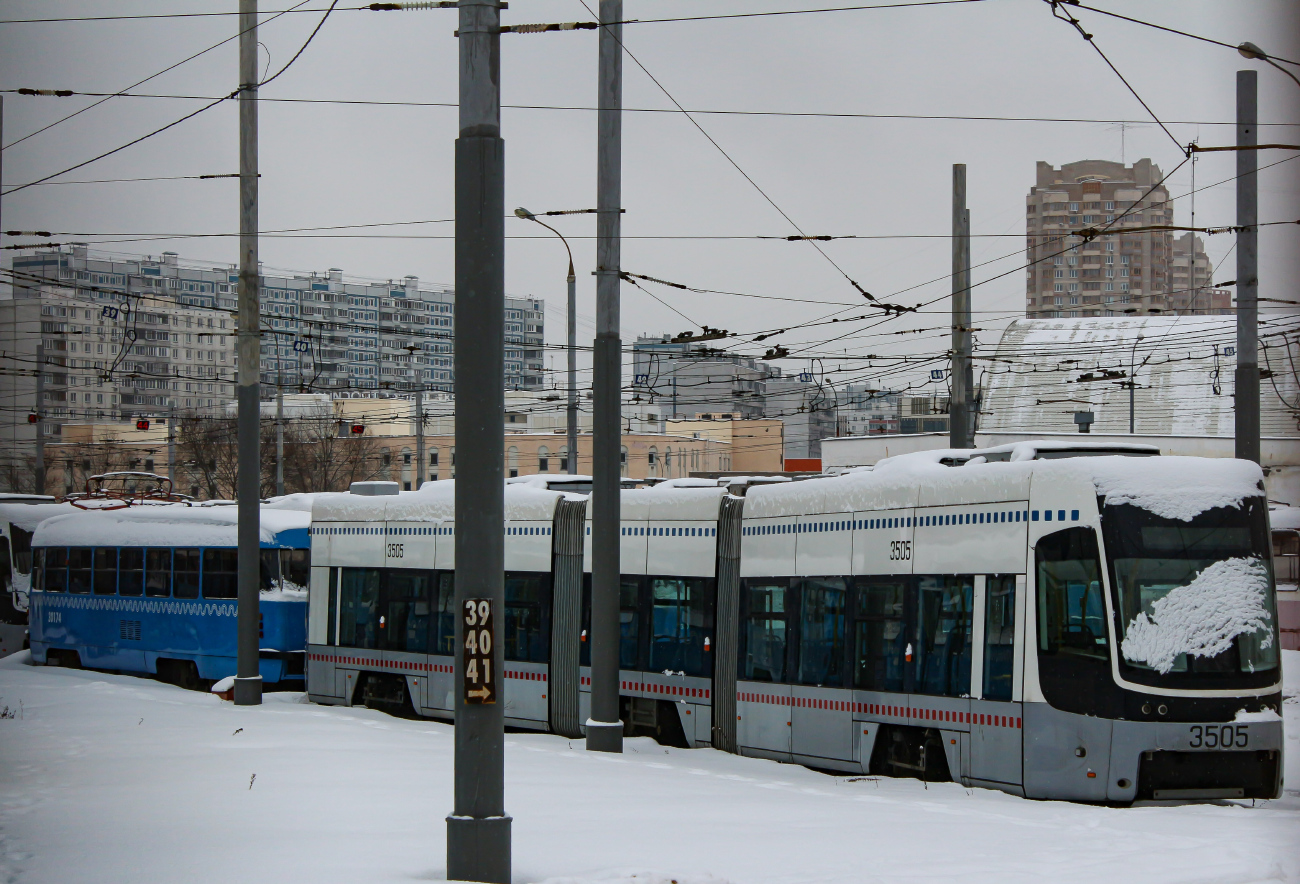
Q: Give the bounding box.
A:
[462,598,496,705]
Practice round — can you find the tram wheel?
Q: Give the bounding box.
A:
[870,725,952,783]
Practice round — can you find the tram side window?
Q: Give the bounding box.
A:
[119,549,144,597]
[579,576,642,669]
[504,572,550,663]
[11,526,34,575]
[740,580,787,682]
[383,569,435,653]
[915,575,972,697]
[68,548,93,594]
[435,572,456,655]
[325,568,339,646]
[41,548,67,593]
[0,539,11,593]
[259,549,280,591]
[853,577,907,692]
[1036,527,1115,715]
[338,568,381,649]
[145,548,172,597]
[982,575,1016,701]
[798,577,847,687]
[202,549,238,599]
[93,548,118,595]
[174,548,201,599]
[649,577,714,676]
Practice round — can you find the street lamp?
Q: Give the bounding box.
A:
[1128,332,1145,434]
[1238,42,1300,90]
[515,207,579,474]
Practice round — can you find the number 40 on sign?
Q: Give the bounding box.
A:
[462,599,496,704]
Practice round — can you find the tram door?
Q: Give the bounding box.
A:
[970,575,1024,786]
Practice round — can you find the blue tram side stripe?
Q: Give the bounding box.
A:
[34,595,236,617]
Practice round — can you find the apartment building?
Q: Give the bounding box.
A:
[1026,159,1190,318]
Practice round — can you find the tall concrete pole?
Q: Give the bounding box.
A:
[448,1,509,881]
[588,0,625,755]
[168,403,176,489]
[567,269,578,474]
[415,388,425,489]
[34,342,44,495]
[1235,70,1260,464]
[275,361,284,496]
[963,206,974,437]
[949,164,971,449]
[234,0,262,707]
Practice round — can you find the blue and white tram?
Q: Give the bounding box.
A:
[305,444,1283,802]
[28,505,311,688]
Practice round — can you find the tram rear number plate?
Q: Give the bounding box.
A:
[1188,724,1248,749]
[462,598,496,705]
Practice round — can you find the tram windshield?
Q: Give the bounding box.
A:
[1102,499,1279,689]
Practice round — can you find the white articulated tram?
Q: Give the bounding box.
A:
[306,443,1283,803]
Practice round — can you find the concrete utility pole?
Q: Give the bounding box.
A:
[275,363,284,497]
[568,264,578,475]
[949,164,972,449]
[168,403,176,489]
[234,0,262,707]
[415,389,425,489]
[448,1,510,881]
[34,342,44,495]
[1235,69,1260,464]
[588,0,625,755]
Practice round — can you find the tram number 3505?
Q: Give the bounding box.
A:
[889,540,912,561]
[462,598,496,705]
[1189,724,1249,749]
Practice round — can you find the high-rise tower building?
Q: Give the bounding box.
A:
[1024,159,1231,318]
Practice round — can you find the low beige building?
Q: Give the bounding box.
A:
[664,418,784,472]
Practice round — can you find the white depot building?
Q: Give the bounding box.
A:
[822,316,1300,505]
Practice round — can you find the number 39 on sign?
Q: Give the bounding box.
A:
[462,599,496,704]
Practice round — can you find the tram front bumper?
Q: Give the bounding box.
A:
[1109,717,1284,802]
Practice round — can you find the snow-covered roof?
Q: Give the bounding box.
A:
[0,502,82,533]
[745,447,1264,522]
[981,317,1300,437]
[312,478,567,523]
[1271,504,1300,532]
[33,505,311,548]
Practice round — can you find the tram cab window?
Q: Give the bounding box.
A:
[982,575,1016,701]
[798,577,847,687]
[325,568,339,646]
[915,575,972,697]
[202,549,238,599]
[259,550,281,591]
[741,580,787,682]
[119,548,144,597]
[11,526,34,575]
[0,538,11,594]
[68,548,93,594]
[1036,527,1115,715]
[853,577,907,692]
[649,577,714,677]
[338,568,381,649]
[145,548,172,597]
[174,549,201,599]
[93,548,118,595]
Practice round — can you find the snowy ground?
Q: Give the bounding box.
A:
[1,652,1298,884]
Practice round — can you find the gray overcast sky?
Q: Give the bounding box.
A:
[2,0,1297,396]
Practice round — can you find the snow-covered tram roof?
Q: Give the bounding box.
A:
[0,502,83,534]
[310,479,570,524]
[604,485,727,522]
[33,505,311,549]
[747,445,1265,523]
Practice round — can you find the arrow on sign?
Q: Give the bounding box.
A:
[467,687,491,700]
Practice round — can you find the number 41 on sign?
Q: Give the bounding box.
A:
[463,598,496,704]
